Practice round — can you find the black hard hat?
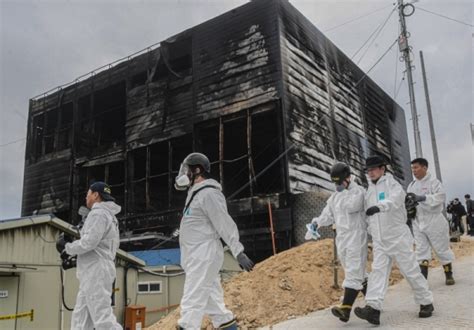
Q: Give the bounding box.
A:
[365,155,386,170]
[330,162,351,185]
[183,152,211,173]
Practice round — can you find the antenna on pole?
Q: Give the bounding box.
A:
[398,0,423,157]
[419,50,442,182]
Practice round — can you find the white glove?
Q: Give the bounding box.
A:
[305,223,321,240]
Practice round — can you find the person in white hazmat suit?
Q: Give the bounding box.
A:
[354,155,434,325]
[308,162,368,323]
[407,158,455,285]
[174,152,254,330]
[60,181,122,330]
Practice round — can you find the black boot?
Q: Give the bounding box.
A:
[218,319,238,329]
[419,303,434,318]
[443,263,455,285]
[419,260,429,279]
[361,278,368,296]
[331,288,359,322]
[354,305,381,325]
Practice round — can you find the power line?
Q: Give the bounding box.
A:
[351,6,397,61]
[0,137,26,147]
[324,4,393,32]
[394,75,406,100]
[358,38,398,83]
[393,40,399,98]
[354,7,397,65]
[416,6,473,28]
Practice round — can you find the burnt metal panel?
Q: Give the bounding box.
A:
[21,150,72,219]
[278,0,411,193]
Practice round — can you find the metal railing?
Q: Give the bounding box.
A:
[30,41,162,101]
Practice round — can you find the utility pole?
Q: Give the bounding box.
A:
[419,51,442,182]
[398,0,423,157]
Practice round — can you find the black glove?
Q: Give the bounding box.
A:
[366,206,381,216]
[56,233,74,254]
[405,193,419,210]
[236,252,254,272]
[60,250,70,260]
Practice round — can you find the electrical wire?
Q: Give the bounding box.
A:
[0,137,25,147]
[324,4,394,33]
[28,216,57,243]
[352,6,397,64]
[416,6,473,27]
[133,264,186,278]
[393,25,400,99]
[394,74,406,100]
[59,267,74,311]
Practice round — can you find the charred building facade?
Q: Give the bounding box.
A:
[23,0,411,259]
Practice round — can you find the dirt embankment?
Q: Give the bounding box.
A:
[148,238,474,329]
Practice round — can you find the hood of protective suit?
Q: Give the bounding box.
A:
[92,201,121,215]
[188,178,222,195]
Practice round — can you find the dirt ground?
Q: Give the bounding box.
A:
[147,237,474,329]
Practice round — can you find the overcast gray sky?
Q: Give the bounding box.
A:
[1,0,472,220]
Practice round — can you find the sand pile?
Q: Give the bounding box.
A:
[148,238,474,329]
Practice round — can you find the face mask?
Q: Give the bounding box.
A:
[335,184,345,192]
[174,163,191,191]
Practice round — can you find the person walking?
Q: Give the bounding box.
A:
[447,198,466,234]
[58,182,122,330]
[309,162,368,323]
[465,194,473,235]
[174,152,254,330]
[354,156,433,326]
[407,158,455,285]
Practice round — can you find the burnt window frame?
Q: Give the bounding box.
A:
[30,101,75,159]
[194,105,285,200]
[78,161,126,210]
[128,134,192,214]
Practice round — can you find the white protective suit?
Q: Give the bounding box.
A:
[65,201,122,330]
[178,179,244,330]
[407,172,455,265]
[365,173,433,310]
[312,180,368,290]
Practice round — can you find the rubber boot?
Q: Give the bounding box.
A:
[443,263,455,285]
[354,305,381,325]
[218,319,238,330]
[419,259,429,279]
[419,303,434,318]
[331,288,358,322]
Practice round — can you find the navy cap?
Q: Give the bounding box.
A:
[89,181,115,202]
[365,155,387,170]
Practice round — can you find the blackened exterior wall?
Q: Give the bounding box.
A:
[278,0,411,193]
[23,0,411,259]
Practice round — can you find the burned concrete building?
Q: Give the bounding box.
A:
[22,0,411,259]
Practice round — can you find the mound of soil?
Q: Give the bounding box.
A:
[148,237,474,329]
